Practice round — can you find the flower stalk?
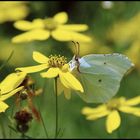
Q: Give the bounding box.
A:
[54,77,59,138]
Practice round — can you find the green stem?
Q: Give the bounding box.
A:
[39,111,49,138]
[21,133,26,139]
[38,79,49,138]
[54,77,58,139]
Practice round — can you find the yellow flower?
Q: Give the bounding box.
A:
[108,12,140,44]
[0,2,29,23]
[125,40,140,73]
[16,51,84,97]
[0,72,26,112]
[82,96,140,134]
[12,12,91,43]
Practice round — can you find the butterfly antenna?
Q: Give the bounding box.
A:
[76,42,80,57]
[72,41,81,73]
[72,41,80,58]
[72,41,77,56]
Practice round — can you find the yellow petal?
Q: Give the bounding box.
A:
[124,96,140,106]
[57,78,64,96]
[106,110,121,134]
[82,105,109,120]
[119,106,140,114]
[14,20,33,31]
[0,101,9,113]
[16,64,49,73]
[57,78,71,99]
[53,12,68,24]
[14,19,44,31]
[12,29,50,43]
[82,105,107,115]
[0,86,24,101]
[41,68,60,78]
[86,110,109,120]
[33,51,49,64]
[0,72,26,94]
[52,29,91,42]
[64,88,71,100]
[59,71,84,92]
[58,24,88,31]
[132,112,140,117]
[61,64,70,72]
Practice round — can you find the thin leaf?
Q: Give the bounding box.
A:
[57,127,65,138]
[8,125,33,139]
[0,51,14,71]
[8,125,18,133]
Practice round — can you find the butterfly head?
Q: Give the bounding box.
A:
[69,56,77,71]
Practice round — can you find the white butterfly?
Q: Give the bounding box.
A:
[69,42,134,103]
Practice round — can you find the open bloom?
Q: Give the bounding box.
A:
[125,40,140,73]
[0,72,26,112]
[12,12,91,43]
[16,51,84,98]
[108,12,140,44]
[0,2,29,23]
[82,96,140,134]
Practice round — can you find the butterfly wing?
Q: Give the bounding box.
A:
[74,53,134,103]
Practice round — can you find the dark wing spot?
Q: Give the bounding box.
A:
[98,79,102,83]
[104,62,107,64]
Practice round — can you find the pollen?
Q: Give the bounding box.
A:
[48,55,67,68]
[44,18,58,30]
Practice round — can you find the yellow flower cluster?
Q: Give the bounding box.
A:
[16,51,84,99]
[0,10,138,137]
[0,11,90,113]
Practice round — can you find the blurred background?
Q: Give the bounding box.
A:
[0,1,140,138]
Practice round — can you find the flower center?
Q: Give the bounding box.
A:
[106,99,121,111]
[48,55,67,68]
[44,18,58,31]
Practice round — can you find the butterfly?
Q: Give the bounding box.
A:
[69,41,134,103]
